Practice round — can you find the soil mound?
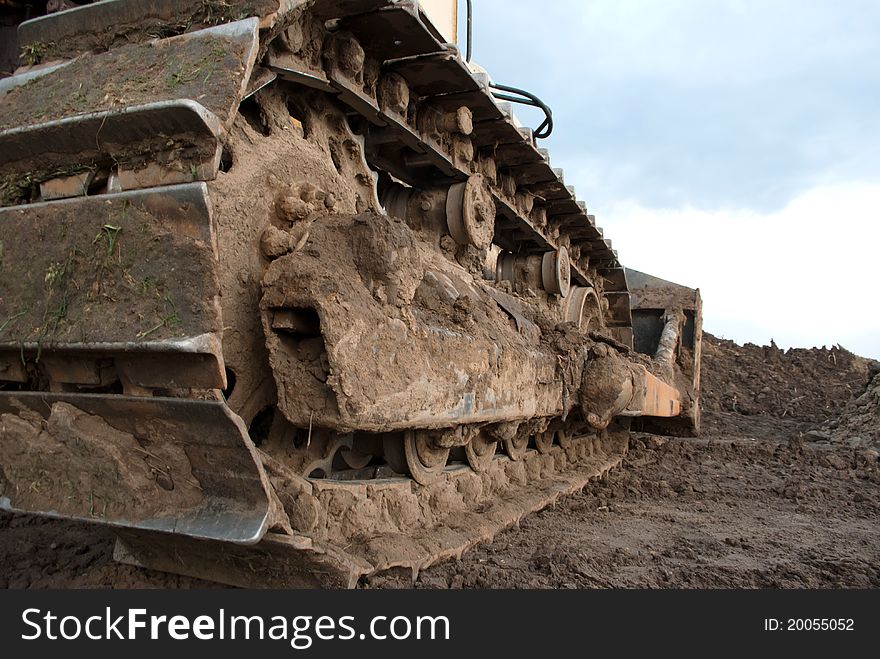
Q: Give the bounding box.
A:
[700,334,873,438]
[820,368,880,451]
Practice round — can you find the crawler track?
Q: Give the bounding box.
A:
[0,0,699,586]
[116,425,630,587]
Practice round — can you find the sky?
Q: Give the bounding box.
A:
[463,0,880,358]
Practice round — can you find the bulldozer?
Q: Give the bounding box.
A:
[0,0,702,587]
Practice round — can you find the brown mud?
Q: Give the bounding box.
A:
[18,0,279,67]
[0,400,203,520]
[371,433,879,588]
[0,333,877,588]
[368,335,880,588]
[0,193,220,347]
[818,371,880,451]
[0,28,257,207]
[700,335,872,437]
[208,88,380,426]
[3,34,249,131]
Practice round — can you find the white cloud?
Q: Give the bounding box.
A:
[474,0,880,210]
[471,1,880,357]
[477,0,879,85]
[599,183,880,358]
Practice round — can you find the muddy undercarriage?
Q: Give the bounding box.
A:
[0,0,701,587]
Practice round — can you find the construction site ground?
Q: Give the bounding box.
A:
[1,334,878,589]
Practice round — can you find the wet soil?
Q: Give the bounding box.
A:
[700,334,872,437]
[372,433,879,589]
[368,335,880,588]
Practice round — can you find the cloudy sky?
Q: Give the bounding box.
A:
[466,0,880,358]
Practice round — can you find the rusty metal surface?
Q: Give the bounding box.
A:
[627,367,683,418]
[0,392,272,543]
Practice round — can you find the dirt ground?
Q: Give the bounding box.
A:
[1,333,878,589]
[373,434,879,588]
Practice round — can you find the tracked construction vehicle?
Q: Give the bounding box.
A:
[0,0,702,587]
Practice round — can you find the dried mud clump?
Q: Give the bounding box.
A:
[0,400,203,520]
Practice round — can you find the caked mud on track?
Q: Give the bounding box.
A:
[1,0,700,586]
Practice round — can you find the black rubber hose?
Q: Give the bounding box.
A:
[465,3,553,139]
[490,82,554,139]
[465,0,473,62]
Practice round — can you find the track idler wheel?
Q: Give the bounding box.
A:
[403,430,451,485]
[503,435,529,461]
[446,174,495,249]
[465,432,498,472]
[534,430,555,454]
[541,247,571,297]
[556,428,573,450]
